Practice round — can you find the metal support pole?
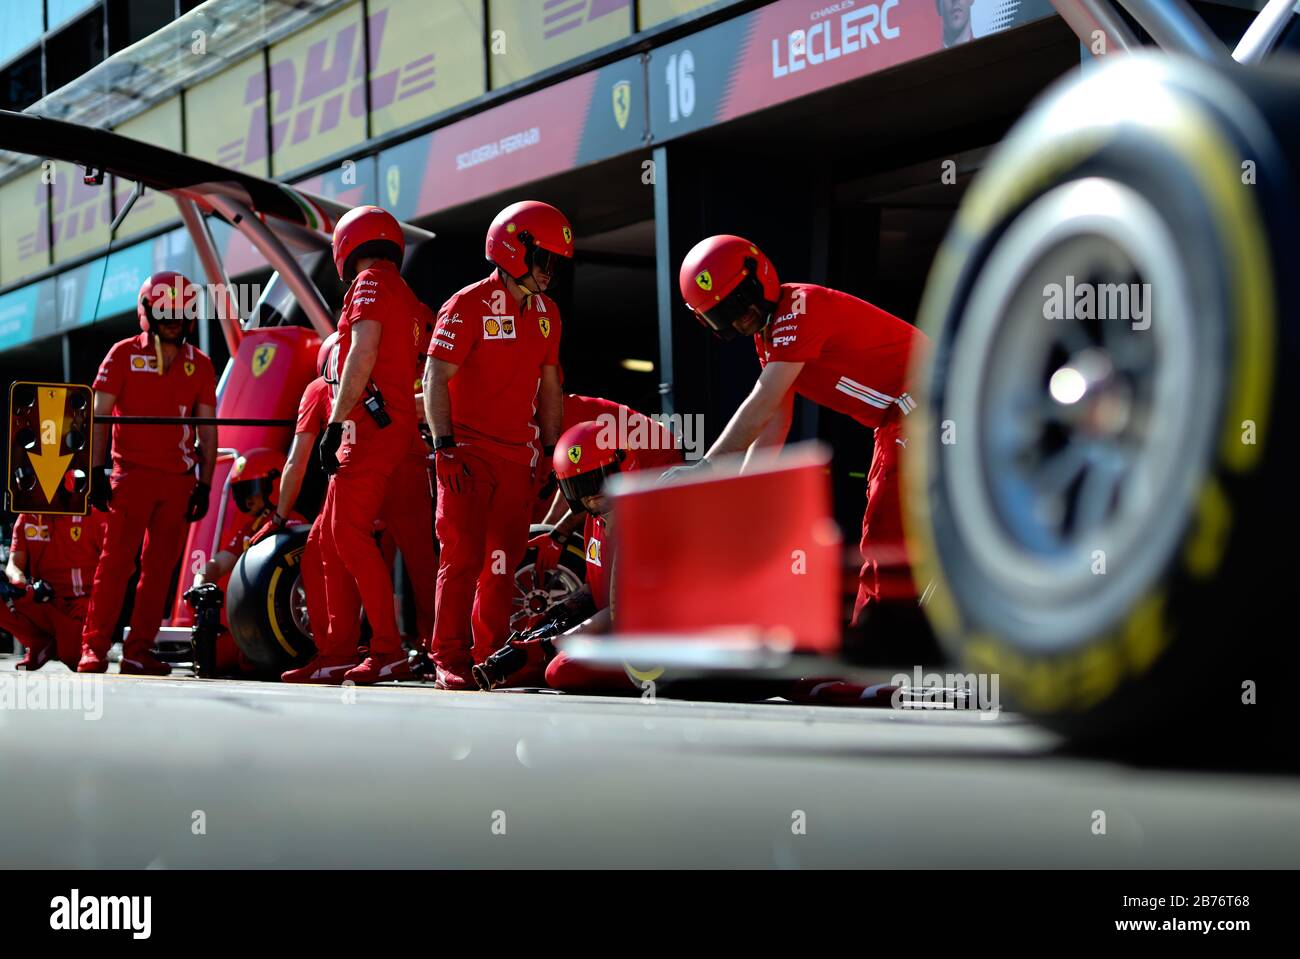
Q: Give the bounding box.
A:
[1234,0,1297,63]
[178,196,242,357]
[1121,0,1226,60]
[1050,0,1141,55]
[651,144,675,417]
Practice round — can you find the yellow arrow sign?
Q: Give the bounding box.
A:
[29,386,71,504]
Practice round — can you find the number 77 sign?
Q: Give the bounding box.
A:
[7,381,93,515]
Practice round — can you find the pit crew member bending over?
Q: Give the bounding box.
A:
[531,393,683,582]
[667,235,927,628]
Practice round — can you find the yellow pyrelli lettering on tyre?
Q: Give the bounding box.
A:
[1182,479,1232,578]
[266,567,298,657]
[1017,657,1066,713]
[1121,591,1169,677]
[1074,642,1123,711]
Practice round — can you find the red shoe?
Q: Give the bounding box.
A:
[434,664,476,690]
[120,651,172,676]
[16,643,55,671]
[77,649,109,673]
[281,656,355,685]
[343,651,413,685]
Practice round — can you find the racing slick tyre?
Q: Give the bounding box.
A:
[227,526,316,672]
[510,523,588,633]
[908,54,1299,758]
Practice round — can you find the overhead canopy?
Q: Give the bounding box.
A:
[0,0,352,184]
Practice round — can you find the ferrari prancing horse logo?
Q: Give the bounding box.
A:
[695,271,712,292]
[184,361,196,377]
[567,445,582,465]
[612,80,631,131]
[539,316,551,338]
[251,343,276,378]
[70,526,82,542]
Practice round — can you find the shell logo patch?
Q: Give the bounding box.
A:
[184,360,196,377]
[562,225,573,245]
[24,523,49,541]
[251,343,276,378]
[538,316,551,338]
[567,445,582,465]
[70,526,82,542]
[483,316,516,339]
[129,354,159,373]
[695,271,712,292]
[586,537,602,566]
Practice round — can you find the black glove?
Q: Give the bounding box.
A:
[185,481,211,523]
[29,579,53,604]
[536,470,558,502]
[319,422,345,475]
[183,582,224,611]
[89,466,113,512]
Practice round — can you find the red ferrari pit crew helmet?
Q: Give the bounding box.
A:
[678,235,780,341]
[554,420,625,515]
[317,330,341,383]
[138,270,200,340]
[486,200,574,282]
[332,205,405,284]
[229,448,283,514]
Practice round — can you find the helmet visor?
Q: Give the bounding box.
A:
[695,270,767,341]
[232,477,275,513]
[558,462,619,513]
[527,244,567,277]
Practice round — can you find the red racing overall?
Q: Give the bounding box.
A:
[317,261,422,660]
[3,513,106,668]
[755,283,926,622]
[81,334,216,663]
[428,273,562,673]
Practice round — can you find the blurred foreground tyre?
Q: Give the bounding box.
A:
[227,526,316,672]
[510,523,587,633]
[908,55,1299,757]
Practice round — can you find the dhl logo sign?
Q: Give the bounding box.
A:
[18,172,157,264]
[221,8,437,170]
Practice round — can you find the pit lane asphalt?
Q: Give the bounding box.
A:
[2,656,1298,868]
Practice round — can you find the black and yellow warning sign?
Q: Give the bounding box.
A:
[7,381,93,515]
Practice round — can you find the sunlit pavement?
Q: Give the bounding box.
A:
[1,656,1298,868]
